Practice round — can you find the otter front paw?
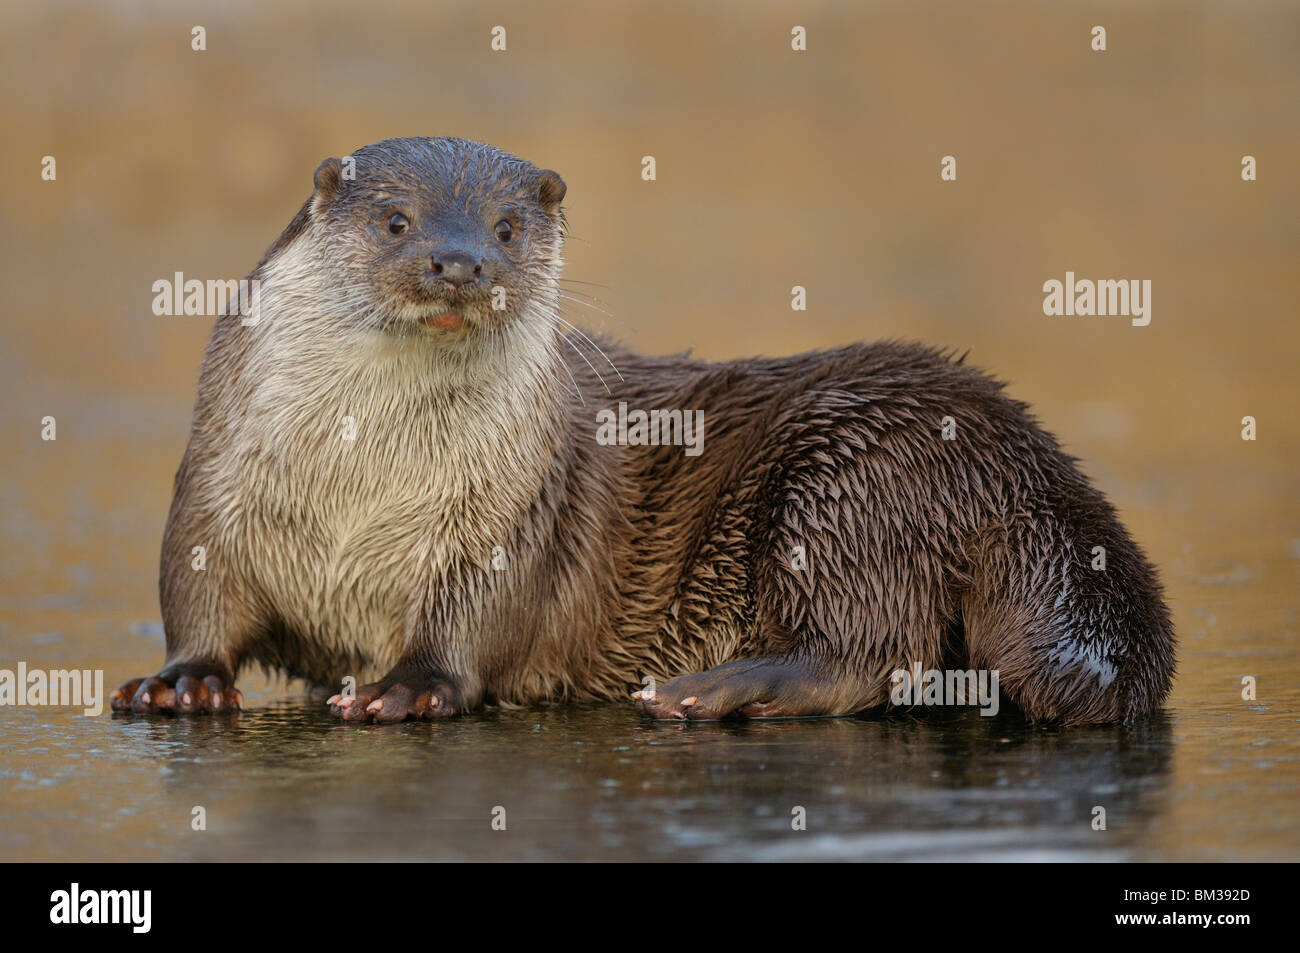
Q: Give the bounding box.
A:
[111,663,242,715]
[327,669,461,723]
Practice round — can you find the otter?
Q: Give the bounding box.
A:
[111,136,1175,725]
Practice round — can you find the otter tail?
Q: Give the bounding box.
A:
[961,485,1176,725]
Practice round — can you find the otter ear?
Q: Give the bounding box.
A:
[312,157,344,213]
[536,169,566,215]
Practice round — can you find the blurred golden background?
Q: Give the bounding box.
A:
[0,0,1296,860]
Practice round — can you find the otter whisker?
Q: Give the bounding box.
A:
[556,291,618,321]
[558,277,613,291]
[556,284,616,312]
[516,315,583,405]
[548,309,625,383]
[536,310,614,396]
[527,312,595,400]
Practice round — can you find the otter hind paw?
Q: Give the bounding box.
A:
[327,672,459,723]
[633,657,850,721]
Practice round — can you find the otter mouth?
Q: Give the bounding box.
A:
[404,285,484,333]
[420,310,466,331]
[396,284,500,335]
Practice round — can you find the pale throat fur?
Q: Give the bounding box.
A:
[177,212,579,685]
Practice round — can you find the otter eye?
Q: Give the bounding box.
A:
[387,213,410,235]
[494,219,513,243]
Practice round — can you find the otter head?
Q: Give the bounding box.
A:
[303,137,567,337]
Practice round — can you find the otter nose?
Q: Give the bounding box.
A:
[430,250,483,287]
